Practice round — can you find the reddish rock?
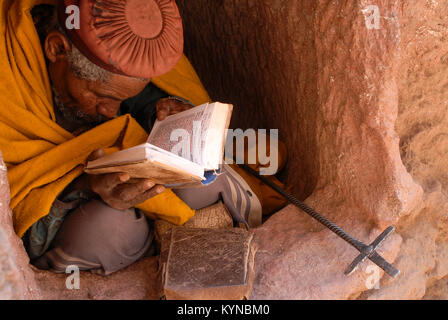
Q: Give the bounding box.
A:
[423,276,448,300]
[251,205,402,299]
[176,0,423,299]
[0,152,39,299]
[177,0,422,229]
[34,257,162,300]
[369,0,448,300]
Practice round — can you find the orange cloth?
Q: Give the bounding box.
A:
[229,132,289,215]
[0,0,210,237]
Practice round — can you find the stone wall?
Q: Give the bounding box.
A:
[176,0,319,200]
[0,152,38,299]
[366,0,448,299]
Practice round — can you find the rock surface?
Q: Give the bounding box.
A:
[363,0,448,300]
[176,0,447,299]
[423,276,448,300]
[0,152,39,299]
[34,257,162,300]
[252,205,402,300]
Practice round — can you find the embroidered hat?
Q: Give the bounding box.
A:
[58,0,184,78]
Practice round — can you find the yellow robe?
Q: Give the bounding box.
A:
[0,0,211,237]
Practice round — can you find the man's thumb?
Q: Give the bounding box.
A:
[88,148,106,161]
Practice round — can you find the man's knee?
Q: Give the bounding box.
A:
[35,199,153,275]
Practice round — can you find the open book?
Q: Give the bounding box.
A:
[85,102,233,187]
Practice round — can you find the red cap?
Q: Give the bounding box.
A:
[58,0,184,78]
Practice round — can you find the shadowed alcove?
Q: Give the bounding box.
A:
[177,1,319,200]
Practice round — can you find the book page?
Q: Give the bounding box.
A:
[85,143,205,185]
[203,103,233,170]
[147,102,214,167]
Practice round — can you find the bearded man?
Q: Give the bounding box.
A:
[0,0,287,275]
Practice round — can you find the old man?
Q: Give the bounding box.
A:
[0,0,287,275]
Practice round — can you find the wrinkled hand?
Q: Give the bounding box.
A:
[156,98,193,121]
[88,149,166,210]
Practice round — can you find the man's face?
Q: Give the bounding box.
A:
[45,31,150,131]
[52,64,149,127]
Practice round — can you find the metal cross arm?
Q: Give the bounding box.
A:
[344,226,400,277]
[238,164,400,278]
